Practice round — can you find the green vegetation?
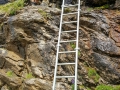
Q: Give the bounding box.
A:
[70,43,80,56]
[70,42,76,49]
[95,84,120,90]
[78,51,81,56]
[114,86,120,90]
[25,73,34,79]
[88,68,100,83]
[0,0,25,15]
[86,4,110,12]
[6,71,14,77]
[87,87,92,90]
[79,85,85,90]
[71,84,74,90]
[38,9,51,19]
[0,23,3,30]
[64,8,71,13]
[96,84,113,90]
[71,84,80,90]
[86,8,93,12]
[95,4,110,10]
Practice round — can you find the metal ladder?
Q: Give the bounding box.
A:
[53,0,81,90]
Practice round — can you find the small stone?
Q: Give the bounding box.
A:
[1,85,9,90]
[32,67,43,78]
[18,61,24,67]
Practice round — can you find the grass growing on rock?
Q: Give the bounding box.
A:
[88,68,100,83]
[64,8,71,13]
[25,73,34,79]
[6,70,14,77]
[0,0,24,15]
[95,4,110,10]
[70,42,76,49]
[38,9,51,19]
[95,84,120,90]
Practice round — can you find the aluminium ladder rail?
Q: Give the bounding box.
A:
[53,0,81,90]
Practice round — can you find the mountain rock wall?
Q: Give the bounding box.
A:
[0,4,120,90]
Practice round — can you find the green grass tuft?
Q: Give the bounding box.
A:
[95,84,113,90]
[95,4,110,10]
[64,8,71,13]
[0,0,25,15]
[88,68,100,83]
[25,73,34,79]
[95,84,120,90]
[38,9,51,19]
[70,42,76,49]
[6,71,14,77]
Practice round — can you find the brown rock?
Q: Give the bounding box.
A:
[110,29,120,43]
[23,78,52,90]
[0,70,22,89]
[115,0,120,8]
[0,49,24,75]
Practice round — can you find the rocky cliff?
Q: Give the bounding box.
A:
[0,0,120,90]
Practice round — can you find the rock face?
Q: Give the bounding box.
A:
[0,6,60,90]
[80,10,120,83]
[115,0,120,9]
[0,4,120,90]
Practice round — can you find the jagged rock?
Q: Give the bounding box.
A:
[92,33,120,55]
[23,78,52,90]
[31,67,43,78]
[1,85,9,90]
[55,82,71,90]
[80,12,110,35]
[41,0,49,6]
[92,52,120,83]
[0,70,22,89]
[0,48,24,75]
[115,0,120,9]
[0,80,4,88]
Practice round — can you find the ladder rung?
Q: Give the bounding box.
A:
[58,63,75,65]
[63,12,78,15]
[62,30,77,33]
[62,21,77,24]
[56,76,75,78]
[63,4,78,7]
[59,51,76,54]
[60,40,76,43]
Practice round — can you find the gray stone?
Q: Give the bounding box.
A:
[115,0,120,8]
[92,52,120,83]
[0,0,8,4]
[91,33,120,55]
